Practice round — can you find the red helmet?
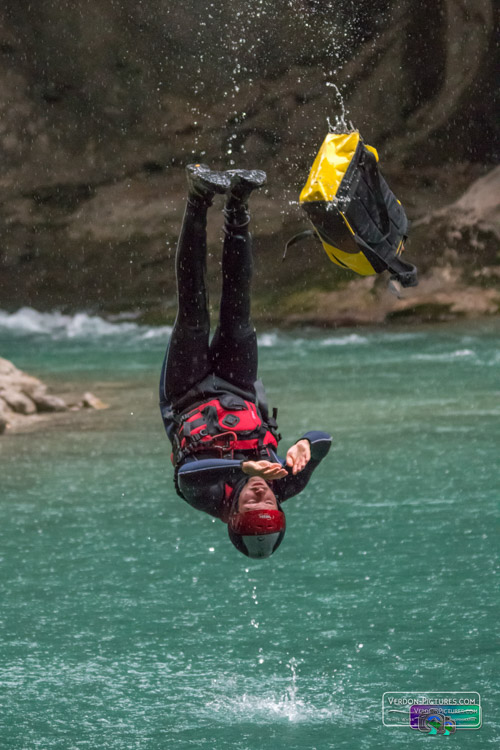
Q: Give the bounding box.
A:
[228,508,286,558]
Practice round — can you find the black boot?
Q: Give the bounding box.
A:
[226,169,267,205]
[186,164,231,204]
[224,169,267,226]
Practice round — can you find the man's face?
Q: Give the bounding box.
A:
[238,477,278,512]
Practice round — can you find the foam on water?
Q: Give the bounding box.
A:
[413,349,477,361]
[0,307,172,341]
[256,332,280,347]
[320,333,368,346]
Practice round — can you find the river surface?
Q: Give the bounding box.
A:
[0,309,498,749]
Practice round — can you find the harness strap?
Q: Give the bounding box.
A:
[201,404,221,434]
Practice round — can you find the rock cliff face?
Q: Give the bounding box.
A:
[0,0,498,325]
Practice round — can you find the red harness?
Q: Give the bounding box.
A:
[171,396,279,465]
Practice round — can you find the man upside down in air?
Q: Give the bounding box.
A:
[159,164,331,558]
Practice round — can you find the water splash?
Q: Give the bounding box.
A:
[283,657,300,720]
[205,658,342,724]
[326,83,355,133]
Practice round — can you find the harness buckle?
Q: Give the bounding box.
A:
[175,430,238,463]
[209,431,237,458]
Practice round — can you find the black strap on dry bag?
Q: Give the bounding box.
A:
[351,149,418,287]
[282,229,316,260]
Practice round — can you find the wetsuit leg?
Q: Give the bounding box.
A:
[209,204,258,391]
[160,197,211,403]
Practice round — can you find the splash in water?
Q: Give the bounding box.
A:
[204,657,341,724]
[282,657,301,720]
[326,83,355,133]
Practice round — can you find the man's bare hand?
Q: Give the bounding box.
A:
[241,460,288,480]
[286,439,311,475]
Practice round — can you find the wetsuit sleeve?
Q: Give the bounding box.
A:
[274,430,332,503]
[177,458,243,519]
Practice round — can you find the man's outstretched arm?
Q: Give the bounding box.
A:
[273,430,332,502]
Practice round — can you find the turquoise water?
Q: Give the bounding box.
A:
[1,309,499,749]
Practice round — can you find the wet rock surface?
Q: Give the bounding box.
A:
[0,357,107,434]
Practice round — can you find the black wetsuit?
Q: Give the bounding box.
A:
[159,194,331,521]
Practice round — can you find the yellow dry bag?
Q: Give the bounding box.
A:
[289,130,418,287]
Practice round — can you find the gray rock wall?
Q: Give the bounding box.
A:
[0,0,498,323]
